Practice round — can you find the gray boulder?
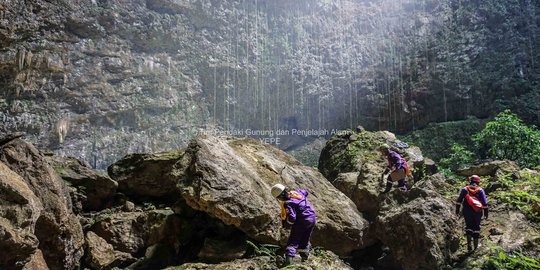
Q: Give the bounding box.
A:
[457,160,520,178]
[0,137,84,270]
[85,231,116,270]
[89,209,175,256]
[108,150,186,198]
[374,183,460,270]
[180,135,371,256]
[0,161,43,270]
[47,155,117,212]
[319,130,461,269]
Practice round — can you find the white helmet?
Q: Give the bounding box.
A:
[271,183,286,198]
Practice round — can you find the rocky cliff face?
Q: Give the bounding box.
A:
[2,0,539,169]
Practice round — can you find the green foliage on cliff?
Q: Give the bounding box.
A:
[405,110,540,173]
[439,143,476,171]
[401,117,483,162]
[474,110,540,168]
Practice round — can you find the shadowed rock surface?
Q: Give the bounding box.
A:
[107,150,186,199]
[47,155,117,212]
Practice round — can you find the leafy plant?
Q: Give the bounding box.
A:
[493,172,540,222]
[474,110,540,168]
[245,240,280,257]
[482,250,540,270]
[439,143,475,171]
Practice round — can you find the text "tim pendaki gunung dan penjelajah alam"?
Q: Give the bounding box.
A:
[198,128,353,145]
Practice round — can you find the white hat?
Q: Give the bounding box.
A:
[271,183,286,198]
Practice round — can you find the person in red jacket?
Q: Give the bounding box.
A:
[455,175,489,252]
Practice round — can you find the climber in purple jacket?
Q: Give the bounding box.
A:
[271,184,317,266]
[455,175,489,252]
[380,144,409,193]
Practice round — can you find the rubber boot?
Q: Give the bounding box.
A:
[466,235,473,252]
[473,237,479,250]
[284,256,294,266]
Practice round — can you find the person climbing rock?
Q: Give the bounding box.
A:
[455,175,489,252]
[271,183,317,266]
[379,144,410,193]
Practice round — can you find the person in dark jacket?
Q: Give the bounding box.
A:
[455,175,489,252]
[271,183,317,265]
[379,144,409,193]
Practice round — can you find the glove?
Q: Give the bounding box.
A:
[383,167,390,174]
[483,208,489,220]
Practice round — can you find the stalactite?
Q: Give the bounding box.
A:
[17,48,25,71]
[25,50,33,69]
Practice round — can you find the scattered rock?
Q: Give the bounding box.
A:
[89,209,175,255]
[197,237,247,263]
[165,250,352,270]
[85,231,116,270]
[123,201,136,212]
[166,256,275,270]
[47,155,117,212]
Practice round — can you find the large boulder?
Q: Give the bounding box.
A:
[319,130,461,269]
[108,150,186,199]
[319,130,427,219]
[374,181,460,270]
[0,137,84,270]
[47,155,117,212]
[85,231,116,270]
[22,250,49,270]
[319,129,426,182]
[457,160,520,178]
[180,135,371,256]
[0,161,44,270]
[89,209,175,256]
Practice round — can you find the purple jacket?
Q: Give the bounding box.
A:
[283,189,317,226]
[387,150,407,171]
